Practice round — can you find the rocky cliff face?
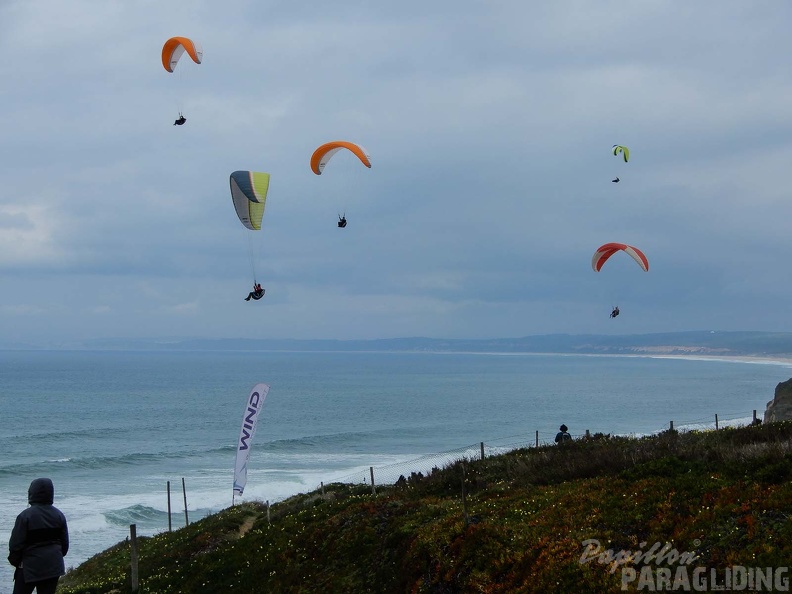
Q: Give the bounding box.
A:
[764,378,792,422]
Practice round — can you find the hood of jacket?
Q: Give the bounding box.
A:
[28,477,55,505]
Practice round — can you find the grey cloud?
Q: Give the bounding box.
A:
[1,0,791,344]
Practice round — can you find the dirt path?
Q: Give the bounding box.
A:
[239,515,256,536]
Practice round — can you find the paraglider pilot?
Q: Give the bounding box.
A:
[610,306,620,318]
[612,177,620,183]
[337,214,347,228]
[174,113,186,126]
[244,283,265,301]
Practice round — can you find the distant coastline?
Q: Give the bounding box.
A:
[478,351,792,371]
[6,330,792,360]
[644,353,792,367]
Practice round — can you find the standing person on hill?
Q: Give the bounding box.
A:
[554,424,572,444]
[7,478,69,594]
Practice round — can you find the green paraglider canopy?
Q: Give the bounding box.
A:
[612,145,630,162]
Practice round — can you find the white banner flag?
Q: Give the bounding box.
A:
[233,383,269,497]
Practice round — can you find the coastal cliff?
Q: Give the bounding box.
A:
[765,378,792,422]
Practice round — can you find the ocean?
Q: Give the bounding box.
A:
[0,349,789,586]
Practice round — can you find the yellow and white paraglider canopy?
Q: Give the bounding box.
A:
[230,171,271,284]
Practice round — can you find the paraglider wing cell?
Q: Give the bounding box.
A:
[310,141,371,175]
[162,36,203,72]
[230,171,270,231]
[591,242,648,272]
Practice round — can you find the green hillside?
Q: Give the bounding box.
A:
[59,422,792,593]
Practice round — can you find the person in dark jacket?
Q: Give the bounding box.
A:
[8,478,69,594]
[554,424,572,444]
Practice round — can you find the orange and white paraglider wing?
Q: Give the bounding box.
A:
[592,243,649,272]
[162,36,203,73]
[310,141,371,175]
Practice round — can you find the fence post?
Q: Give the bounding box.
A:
[166,481,172,532]
[535,430,539,448]
[585,429,590,439]
[130,524,139,594]
[753,409,758,424]
[461,462,469,527]
[266,500,271,525]
[370,466,376,495]
[669,421,674,432]
[715,414,719,430]
[480,442,485,460]
[321,481,325,496]
[181,478,189,526]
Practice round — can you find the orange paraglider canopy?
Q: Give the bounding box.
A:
[310,141,371,175]
[161,36,203,73]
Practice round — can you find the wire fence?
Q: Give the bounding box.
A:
[322,409,762,490]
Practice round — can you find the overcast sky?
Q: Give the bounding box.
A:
[1,0,791,345]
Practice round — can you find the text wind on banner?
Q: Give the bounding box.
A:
[233,383,270,498]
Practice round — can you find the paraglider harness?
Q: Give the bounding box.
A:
[610,306,620,318]
[337,214,347,228]
[245,284,265,301]
[174,113,186,126]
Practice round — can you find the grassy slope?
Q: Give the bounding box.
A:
[58,422,792,594]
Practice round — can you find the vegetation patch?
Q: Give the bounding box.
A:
[58,422,792,593]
